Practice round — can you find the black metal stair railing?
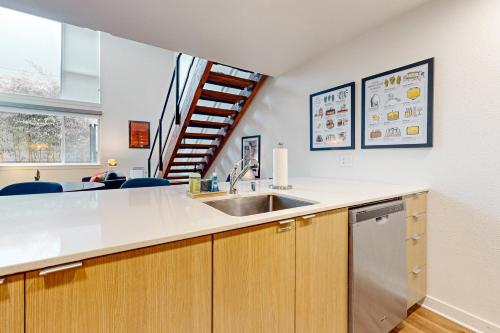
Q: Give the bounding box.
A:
[147,53,196,177]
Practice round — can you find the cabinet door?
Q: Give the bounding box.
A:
[26,236,212,333]
[296,209,348,333]
[0,274,24,333]
[213,220,295,333]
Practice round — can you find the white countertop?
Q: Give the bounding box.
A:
[0,177,428,276]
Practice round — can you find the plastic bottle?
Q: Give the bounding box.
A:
[189,173,201,193]
[210,172,219,192]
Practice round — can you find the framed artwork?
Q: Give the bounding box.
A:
[310,82,355,150]
[361,58,434,148]
[241,135,261,178]
[129,121,150,149]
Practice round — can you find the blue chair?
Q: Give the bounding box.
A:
[0,182,63,196]
[120,178,170,189]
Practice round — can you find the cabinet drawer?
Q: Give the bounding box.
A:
[404,192,427,217]
[408,266,426,308]
[406,214,426,239]
[407,234,426,273]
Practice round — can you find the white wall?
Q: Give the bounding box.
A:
[208,0,500,331]
[0,33,174,186]
[99,33,173,175]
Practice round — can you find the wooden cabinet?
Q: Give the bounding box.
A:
[214,209,348,333]
[0,274,24,333]
[213,220,296,333]
[404,192,428,308]
[296,209,348,333]
[25,236,212,333]
[405,192,427,218]
[406,214,426,239]
[408,266,427,308]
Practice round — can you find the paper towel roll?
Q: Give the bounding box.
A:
[273,145,288,187]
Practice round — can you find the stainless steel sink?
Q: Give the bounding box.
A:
[204,194,315,217]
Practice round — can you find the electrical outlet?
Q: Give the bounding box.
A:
[339,154,353,167]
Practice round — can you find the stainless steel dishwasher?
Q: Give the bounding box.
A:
[349,200,407,333]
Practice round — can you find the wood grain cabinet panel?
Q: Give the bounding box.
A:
[404,192,427,217]
[0,274,24,333]
[213,221,295,333]
[25,236,212,333]
[406,214,427,239]
[408,267,427,308]
[296,209,348,333]
[404,192,428,309]
[407,234,427,274]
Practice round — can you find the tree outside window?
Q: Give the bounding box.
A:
[0,111,98,164]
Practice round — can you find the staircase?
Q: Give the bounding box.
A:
[148,55,267,185]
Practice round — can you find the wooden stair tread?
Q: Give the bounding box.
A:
[171,161,207,166]
[199,89,247,104]
[179,143,217,149]
[183,133,224,140]
[194,106,238,117]
[166,175,190,180]
[206,72,256,90]
[168,169,198,173]
[188,120,230,129]
[175,153,210,158]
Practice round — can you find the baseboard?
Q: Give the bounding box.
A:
[422,296,500,333]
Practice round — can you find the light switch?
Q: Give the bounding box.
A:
[339,154,353,167]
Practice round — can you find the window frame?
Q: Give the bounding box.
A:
[0,105,102,167]
[0,17,102,110]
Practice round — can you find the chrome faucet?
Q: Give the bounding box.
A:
[228,158,259,194]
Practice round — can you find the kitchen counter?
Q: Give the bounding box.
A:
[0,177,428,276]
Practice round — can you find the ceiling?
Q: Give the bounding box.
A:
[0,0,431,76]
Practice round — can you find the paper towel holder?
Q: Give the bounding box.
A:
[271,142,292,190]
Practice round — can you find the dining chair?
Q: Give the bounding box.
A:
[0,182,63,196]
[120,178,170,189]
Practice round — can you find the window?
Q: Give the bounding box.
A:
[0,108,99,164]
[0,7,100,104]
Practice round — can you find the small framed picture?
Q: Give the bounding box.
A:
[241,135,261,178]
[310,82,355,150]
[361,58,434,148]
[129,121,150,149]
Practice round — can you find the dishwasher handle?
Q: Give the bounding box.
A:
[375,215,389,224]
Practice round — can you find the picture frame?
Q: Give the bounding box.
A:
[361,58,434,149]
[129,121,150,149]
[241,135,261,178]
[310,82,355,151]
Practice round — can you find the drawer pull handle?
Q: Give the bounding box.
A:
[279,219,295,225]
[0,277,4,285]
[39,262,83,276]
[301,214,316,220]
[412,213,425,220]
[412,268,422,275]
[278,226,293,233]
[411,235,422,241]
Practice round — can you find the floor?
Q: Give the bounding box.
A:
[391,306,475,333]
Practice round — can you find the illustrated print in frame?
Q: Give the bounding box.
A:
[310,82,355,151]
[241,135,261,178]
[361,58,434,148]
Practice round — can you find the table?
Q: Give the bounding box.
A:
[60,182,105,192]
